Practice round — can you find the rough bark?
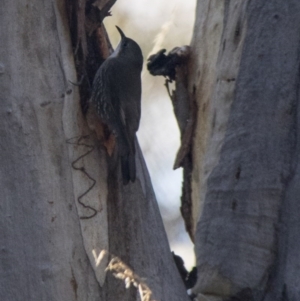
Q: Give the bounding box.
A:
[190,1,300,300]
[0,1,189,301]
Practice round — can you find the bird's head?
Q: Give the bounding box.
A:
[112,26,143,69]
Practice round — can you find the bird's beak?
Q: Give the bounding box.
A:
[116,26,126,40]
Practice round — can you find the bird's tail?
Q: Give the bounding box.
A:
[120,137,136,185]
[121,152,135,185]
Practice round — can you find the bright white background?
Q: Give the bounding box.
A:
[104,0,196,269]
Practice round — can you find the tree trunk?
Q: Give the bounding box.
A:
[189,1,300,300]
[0,1,188,300]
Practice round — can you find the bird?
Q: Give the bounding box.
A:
[88,26,143,185]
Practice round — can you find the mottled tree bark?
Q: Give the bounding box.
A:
[189,1,300,300]
[0,1,188,301]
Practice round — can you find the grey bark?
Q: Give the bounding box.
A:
[190,1,300,300]
[0,1,188,301]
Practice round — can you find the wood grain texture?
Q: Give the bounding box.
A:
[0,1,189,300]
[190,0,300,300]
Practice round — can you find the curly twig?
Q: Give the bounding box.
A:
[66,135,97,219]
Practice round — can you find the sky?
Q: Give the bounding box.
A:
[104,0,196,269]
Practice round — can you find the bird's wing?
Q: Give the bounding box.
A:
[95,58,141,131]
[90,58,130,155]
[109,61,142,134]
